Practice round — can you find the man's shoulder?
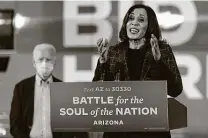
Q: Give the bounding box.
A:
[15,75,35,87]
[53,76,62,82]
[15,75,62,86]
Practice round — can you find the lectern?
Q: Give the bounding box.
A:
[168,98,187,130]
[50,81,187,132]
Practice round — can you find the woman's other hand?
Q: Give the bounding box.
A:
[150,34,161,61]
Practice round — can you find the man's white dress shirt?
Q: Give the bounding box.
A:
[30,75,53,138]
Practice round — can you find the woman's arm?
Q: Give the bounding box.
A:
[92,43,117,81]
[92,59,105,81]
[92,38,112,81]
[158,43,183,97]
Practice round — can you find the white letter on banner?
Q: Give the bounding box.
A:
[176,54,203,99]
[144,1,197,46]
[60,108,66,116]
[73,97,79,104]
[63,55,99,82]
[63,0,112,47]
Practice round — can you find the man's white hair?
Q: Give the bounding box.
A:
[33,43,56,60]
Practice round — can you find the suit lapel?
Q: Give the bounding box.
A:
[25,76,35,127]
[123,46,130,80]
[140,47,153,80]
[117,42,130,81]
[26,75,61,127]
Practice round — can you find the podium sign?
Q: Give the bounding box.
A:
[50,81,169,132]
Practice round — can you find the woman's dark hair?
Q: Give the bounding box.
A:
[119,4,162,43]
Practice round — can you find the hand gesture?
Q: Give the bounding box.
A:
[97,38,109,63]
[150,34,161,61]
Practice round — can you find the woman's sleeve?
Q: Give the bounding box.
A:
[158,44,183,97]
[92,59,111,81]
[92,59,103,81]
[92,47,112,81]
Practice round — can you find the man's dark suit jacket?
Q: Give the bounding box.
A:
[93,41,183,138]
[10,75,88,138]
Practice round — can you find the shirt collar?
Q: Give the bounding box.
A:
[36,74,53,85]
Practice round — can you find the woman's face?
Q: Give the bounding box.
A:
[126,8,148,40]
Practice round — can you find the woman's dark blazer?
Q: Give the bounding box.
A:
[93,41,183,97]
[92,41,183,138]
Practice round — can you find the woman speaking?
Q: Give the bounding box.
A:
[93,4,183,138]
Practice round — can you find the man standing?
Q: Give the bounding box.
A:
[10,43,88,138]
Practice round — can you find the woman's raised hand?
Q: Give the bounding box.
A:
[97,38,110,63]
